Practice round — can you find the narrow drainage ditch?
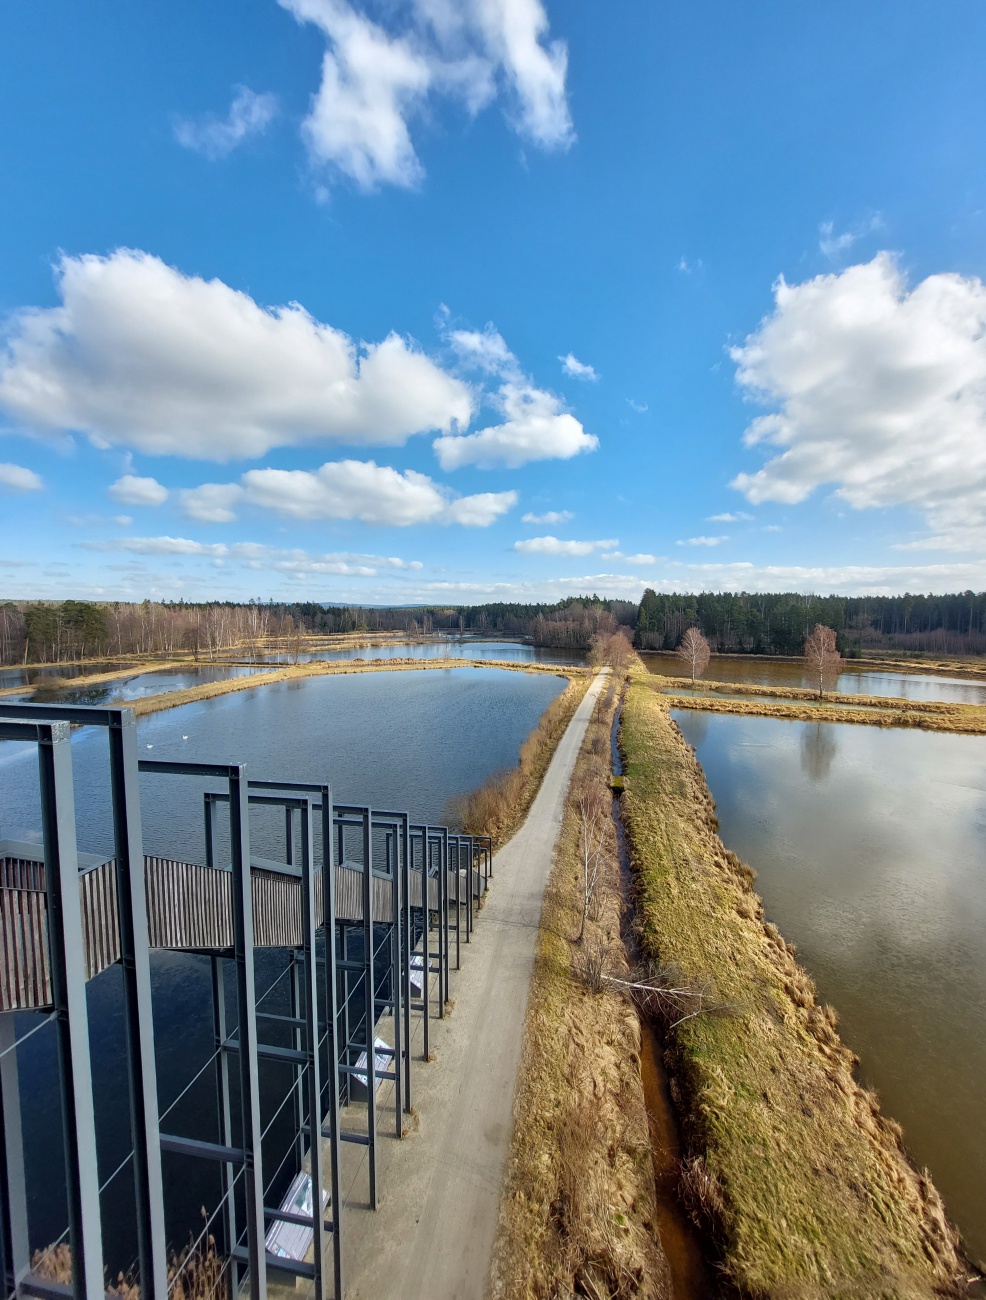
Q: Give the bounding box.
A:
[610,692,719,1300]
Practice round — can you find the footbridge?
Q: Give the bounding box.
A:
[0,701,493,1300]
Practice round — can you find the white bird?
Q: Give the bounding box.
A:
[146,744,153,749]
[182,735,189,741]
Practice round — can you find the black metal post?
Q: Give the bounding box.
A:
[298,801,325,1299]
[106,708,168,1299]
[0,1015,28,1295]
[210,956,238,1298]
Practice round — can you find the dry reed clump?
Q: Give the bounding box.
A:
[491,681,671,1300]
[32,1232,226,1299]
[449,676,591,846]
[619,674,973,1298]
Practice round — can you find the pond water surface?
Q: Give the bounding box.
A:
[0,666,567,1268]
[673,709,986,1268]
[646,654,986,705]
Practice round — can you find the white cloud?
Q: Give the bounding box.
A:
[559,353,597,381]
[522,509,572,524]
[434,381,597,469]
[730,253,986,550]
[707,511,752,523]
[108,474,168,506]
[180,483,244,523]
[279,0,572,191]
[606,552,657,566]
[676,535,728,547]
[80,536,423,578]
[626,398,648,413]
[513,535,617,556]
[114,515,133,526]
[0,250,472,460]
[677,256,702,274]
[818,214,883,261]
[240,458,515,525]
[0,462,42,492]
[174,86,278,159]
[450,325,518,376]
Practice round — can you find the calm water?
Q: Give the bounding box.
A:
[646,653,986,705]
[263,637,585,668]
[674,710,986,1267]
[0,666,567,1267]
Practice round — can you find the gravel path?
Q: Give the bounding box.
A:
[339,668,609,1299]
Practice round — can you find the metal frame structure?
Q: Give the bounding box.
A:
[0,701,492,1300]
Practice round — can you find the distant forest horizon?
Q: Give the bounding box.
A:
[4,587,986,666]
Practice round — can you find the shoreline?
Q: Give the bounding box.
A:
[619,667,974,1296]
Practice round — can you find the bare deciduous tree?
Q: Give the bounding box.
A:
[676,627,711,683]
[803,623,841,697]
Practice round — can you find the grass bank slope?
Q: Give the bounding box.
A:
[492,678,671,1300]
[620,674,969,1299]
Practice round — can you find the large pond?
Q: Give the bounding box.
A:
[645,653,986,705]
[673,710,986,1268]
[260,637,585,669]
[0,665,567,1268]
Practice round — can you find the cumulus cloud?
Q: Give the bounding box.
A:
[513,535,617,556]
[174,86,278,159]
[450,325,518,377]
[180,483,244,523]
[522,509,572,524]
[434,382,597,469]
[240,458,515,525]
[0,462,42,492]
[80,535,423,573]
[626,398,648,414]
[279,0,572,191]
[730,253,986,550]
[602,551,657,565]
[559,353,597,381]
[677,535,728,547]
[108,474,168,507]
[0,249,472,460]
[707,511,751,523]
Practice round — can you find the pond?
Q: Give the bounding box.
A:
[645,653,986,705]
[673,709,986,1269]
[259,637,586,669]
[0,665,568,1268]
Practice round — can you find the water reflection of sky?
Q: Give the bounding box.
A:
[648,654,986,705]
[0,665,568,1264]
[674,710,986,1268]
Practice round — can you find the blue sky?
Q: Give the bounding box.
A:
[2,0,986,604]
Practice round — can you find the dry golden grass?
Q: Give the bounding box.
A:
[32,1234,226,1298]
[643,673,986,735]
[491,679,671,1300]
[620,672,971,1298]
[449,675,591,846]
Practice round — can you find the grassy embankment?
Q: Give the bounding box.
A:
[647,673,986,735]
[620,670,970,1298]
[491,676,671,1300]
[449,674,590,847]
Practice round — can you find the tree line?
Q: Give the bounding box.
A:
[2,587,985,666]
[635,588,986,656]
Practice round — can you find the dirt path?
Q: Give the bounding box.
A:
[338,668,610,1300]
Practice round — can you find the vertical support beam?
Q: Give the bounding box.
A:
[210,956,238,1299]
[106,708,168,1300]
[228,765,267,1300]
[289,951,305,1168]
[400,815,412,1113]
[319,787,343,1300]
[204,793,215,870]
[362,809,377,1209]
[465,836,475,938]
[436,831,448,1016]
[298,801,325,1300]
[388,827,403,1139]
[37,721,104,1300]
[0,1015,29,1294]
[418,827,430,1064]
